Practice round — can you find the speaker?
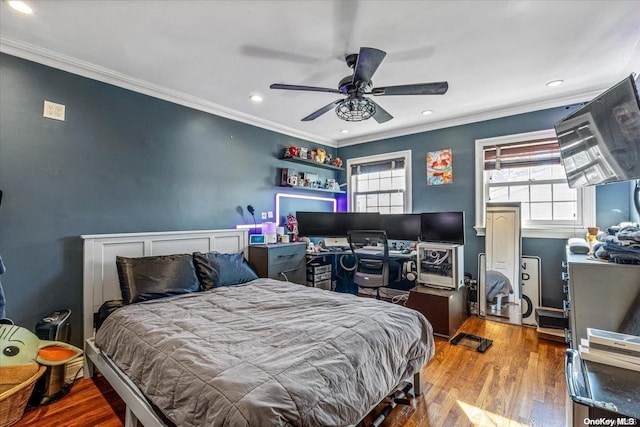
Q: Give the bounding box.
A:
[520,256,541,326]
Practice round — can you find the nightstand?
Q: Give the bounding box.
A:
[406,286,468,339]
[248,242,307,285]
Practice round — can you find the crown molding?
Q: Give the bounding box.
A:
[0,37,338,148]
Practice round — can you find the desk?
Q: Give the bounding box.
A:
[306,250,416,294]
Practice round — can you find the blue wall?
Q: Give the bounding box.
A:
[0,53,336,345]
[1,53,634,344]
[337,109,635,308]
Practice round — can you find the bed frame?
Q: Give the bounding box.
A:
[81,228,422,427]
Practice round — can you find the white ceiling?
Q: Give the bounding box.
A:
[1,0,639,147]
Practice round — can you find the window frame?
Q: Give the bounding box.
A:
[474,129,595,239]
[346,150,412,213]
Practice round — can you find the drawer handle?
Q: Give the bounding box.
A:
[563,284,569,295]
[561,272,569,281]
[279,268,300,282]
[564,328,572,345]
[563,300,570,317]
[277,253,297,259]
[561,261,567,268]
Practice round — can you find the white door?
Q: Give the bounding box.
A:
[486,206,521,301]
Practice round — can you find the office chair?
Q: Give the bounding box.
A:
[347,230,389,300]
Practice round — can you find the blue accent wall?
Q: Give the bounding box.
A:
[0,53,336,345]
[1,52,634,342]
[337,108,634,308]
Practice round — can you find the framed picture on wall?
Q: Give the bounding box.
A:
[427,149,453,185]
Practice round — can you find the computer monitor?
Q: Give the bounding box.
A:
[420,211,465,245]
[380,213,422,241]
[296,211,345,237]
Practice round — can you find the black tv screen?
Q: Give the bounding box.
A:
[420,211,465,244]
[554,74,640,188]
[296,212,381,237]
[296,211,343,237]
[380,213,422,240]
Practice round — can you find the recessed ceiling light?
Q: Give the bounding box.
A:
[421,110,433,116]
[249,94,263,103]
[546,80,564,87]
[8,1,33,14]
[340,129,349,134]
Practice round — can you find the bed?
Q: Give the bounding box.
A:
[82,229,435,426]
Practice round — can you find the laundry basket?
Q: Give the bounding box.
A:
[0,365,46,427]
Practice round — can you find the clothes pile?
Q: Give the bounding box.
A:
[594,223,640,264]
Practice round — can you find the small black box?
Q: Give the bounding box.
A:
[535,307,568,329]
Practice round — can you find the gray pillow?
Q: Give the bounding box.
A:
[116,254,200,304]
[193,252,258,290]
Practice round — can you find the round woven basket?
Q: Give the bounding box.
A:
[0,365,47,427]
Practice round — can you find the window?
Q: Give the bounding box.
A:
[475,130,595,238]
[347,150,412,213]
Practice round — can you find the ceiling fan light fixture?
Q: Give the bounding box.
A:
[335,97,376,122]
[421,110,433,116]
[546,80,564,87]
[249,94,263,103]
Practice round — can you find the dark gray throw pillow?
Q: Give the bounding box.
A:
[116,254,200,304]
[193,251,258,290]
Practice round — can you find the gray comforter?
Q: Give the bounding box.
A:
[95,279,434,427]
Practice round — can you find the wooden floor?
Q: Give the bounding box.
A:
[15,316,568,427]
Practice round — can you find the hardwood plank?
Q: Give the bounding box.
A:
[14,317,567,427]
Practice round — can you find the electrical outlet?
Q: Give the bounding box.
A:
[267,211,273,218]
[261,212,267,219]
[43,100,65,121]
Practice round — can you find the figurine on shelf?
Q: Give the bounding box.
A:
[284,145,298,158]
[315,148,326,164]
[333,157,343,168]
[308,150,316,161]
[286,214,299,241]
[299,147,308,159]
[324,153,333,165]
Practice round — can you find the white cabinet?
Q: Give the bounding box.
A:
[564,249,640,348]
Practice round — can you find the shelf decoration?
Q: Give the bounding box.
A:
[282,145,343,170]
[427,149,453,185]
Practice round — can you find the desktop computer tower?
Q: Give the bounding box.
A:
[32,309,71,405]
[416,243,464,290]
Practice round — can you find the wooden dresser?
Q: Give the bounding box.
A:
[248,242,307,285]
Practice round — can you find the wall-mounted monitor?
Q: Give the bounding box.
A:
[554,74,640,188]
[420,211,465,245]
[380,213,422,241]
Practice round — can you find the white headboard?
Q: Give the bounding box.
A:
[82,229,248,345]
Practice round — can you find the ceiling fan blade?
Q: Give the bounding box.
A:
[368,98,393,124]
[302,99,344,121]
[370,81,449,96]
[270,84,342,94]
[352,47,387,85]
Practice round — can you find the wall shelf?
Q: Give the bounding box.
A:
[280,156,344,171]
[278,185,345,194]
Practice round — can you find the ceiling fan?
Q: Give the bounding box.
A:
[270,47,448,124]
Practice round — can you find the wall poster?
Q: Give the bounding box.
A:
[426,149,453,185]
